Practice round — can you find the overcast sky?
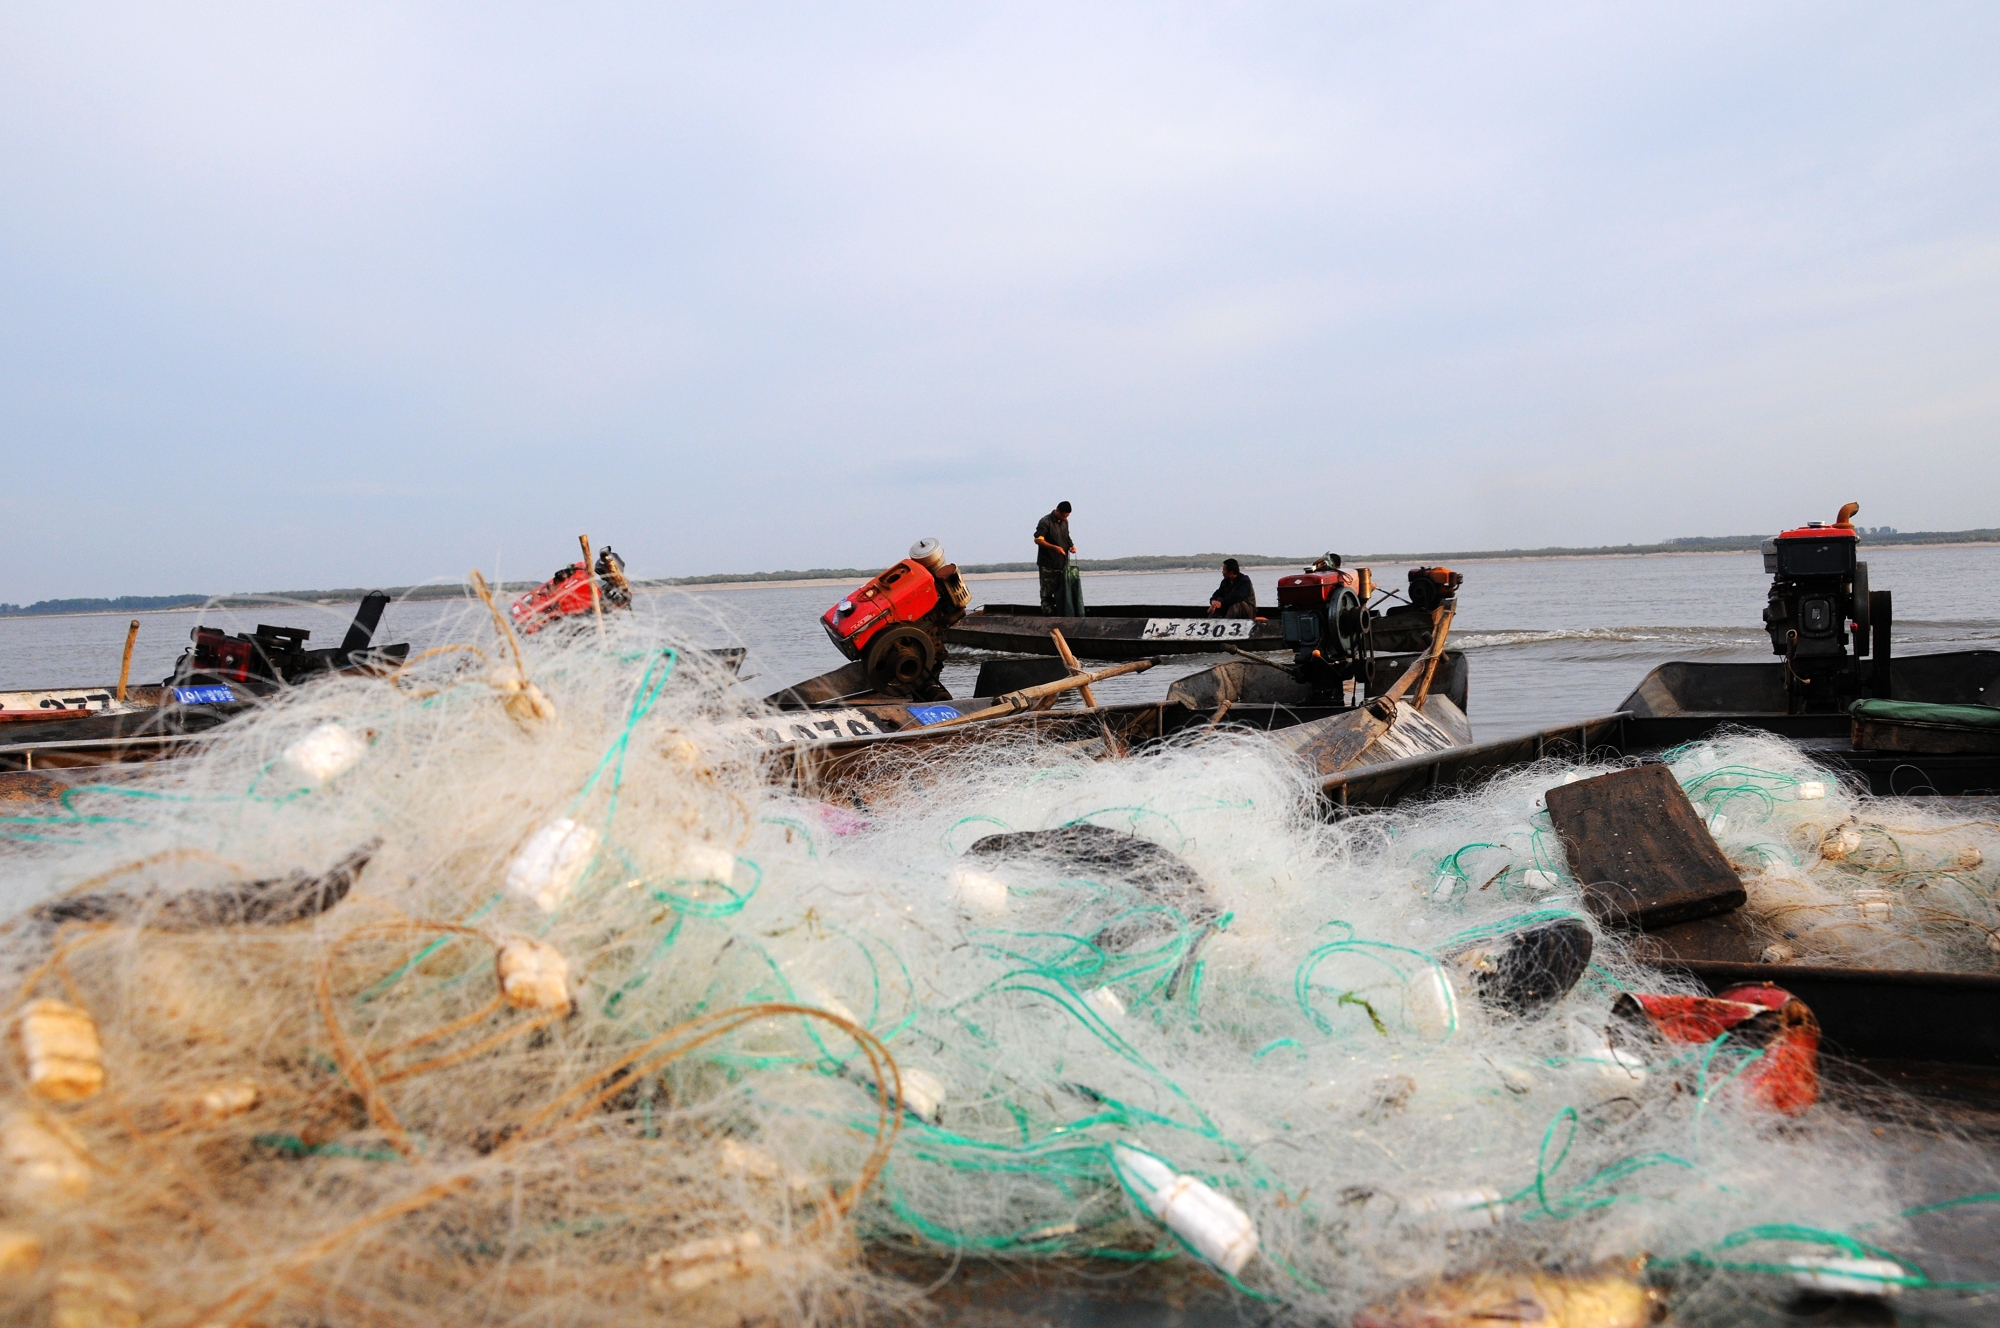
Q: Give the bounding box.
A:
[3,4,1996,601]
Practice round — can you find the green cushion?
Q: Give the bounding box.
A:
[1849,698,2000,730]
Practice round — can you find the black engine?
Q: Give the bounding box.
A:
[1760,503,1890,711]
[169,591,411,693]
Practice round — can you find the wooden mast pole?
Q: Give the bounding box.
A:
[579,535,605,636]
[116,620,140,702]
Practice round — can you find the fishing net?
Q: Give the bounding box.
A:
[1658,732,1999,971]
[1,603,1995,1325]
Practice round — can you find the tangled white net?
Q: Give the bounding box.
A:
[1,607,1994,1324]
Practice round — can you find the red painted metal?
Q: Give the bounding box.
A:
[1774,523,1859,543]
[510,563,600,635]
[1615,982,1820,1115]
[190,628,255,682]
[821,559,943,662]
[1275,569,1361,608]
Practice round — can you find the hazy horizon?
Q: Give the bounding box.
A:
[11,524,2000,611]
[5,4,1996,604]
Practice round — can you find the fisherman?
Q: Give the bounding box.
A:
[1207,558,1256,618]
[1033,501,1075,615]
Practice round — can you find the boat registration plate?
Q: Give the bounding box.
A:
[173,686,237,705]
[732,708,893,746]
[1140,618,1257,642]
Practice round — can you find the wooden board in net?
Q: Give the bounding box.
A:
[1544,763,1747,930]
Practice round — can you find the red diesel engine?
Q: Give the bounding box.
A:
[1277,554,1376,702]
[1276,558,1461,703]
[511,547,634,635]
[822,538,970,699]
[1404,565,1463,613]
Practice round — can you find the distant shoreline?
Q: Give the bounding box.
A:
[5,533,1996,620]
[652,541,2000,593]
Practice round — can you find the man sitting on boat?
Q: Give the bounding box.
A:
[1207,559,1257,618]
[1034,501,1077,615]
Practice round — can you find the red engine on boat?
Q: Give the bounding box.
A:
[822,539,970,698]
[824,559,940,657]
[1276,568,1363,608]
[510,546,633,635]
[1274,553,1383,703]
[512,563,597,633]
[189,627,258,682]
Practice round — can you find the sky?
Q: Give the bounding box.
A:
[3,3,1997,601]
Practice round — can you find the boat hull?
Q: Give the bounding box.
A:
[1314,656,2000,1068]
[949,604,1443,659]
[0,685,171,724]
[947,609,1281,658]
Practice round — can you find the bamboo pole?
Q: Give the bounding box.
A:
[1050,626,1129,756]
[579,535,604,637]
[1408,605,1456,709]
[116,620,140,702]
[1224,644,1293,673]
[1048,628,1096,707]
[923,660,1153,729]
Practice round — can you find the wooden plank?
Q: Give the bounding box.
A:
[1545,763,1747,929]
[922,661,1153,729]
[1635,909,1766,964]
[1850,715,2000,756]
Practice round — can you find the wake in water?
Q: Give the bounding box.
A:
[2,608,1996,1325]
[1458,625,1765,646]
[1455,621,2000,657]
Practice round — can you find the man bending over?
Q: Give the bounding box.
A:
[1034,501,1075,615]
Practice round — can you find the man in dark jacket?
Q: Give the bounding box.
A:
[1034,501,1075,614]
[1207,558,1256,618]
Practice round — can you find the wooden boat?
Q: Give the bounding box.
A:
[774,691,1355,805]
[0,593,413,771]
[779,570,1470,765]
[0,690,252,772]
[1615,649,2000,740]
[1319,649,2000,811]
[0,685,168,726]
[0,616,190,726]
[776,640,2000,1072]
[1308,649,2000,1068]
[946,602,1441,660]
[779,617,1474,803]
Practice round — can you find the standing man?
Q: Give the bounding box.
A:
[1207,558,1256,618]
[1034,500,1075,615]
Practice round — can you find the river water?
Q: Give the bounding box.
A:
[6,546,1998,740]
